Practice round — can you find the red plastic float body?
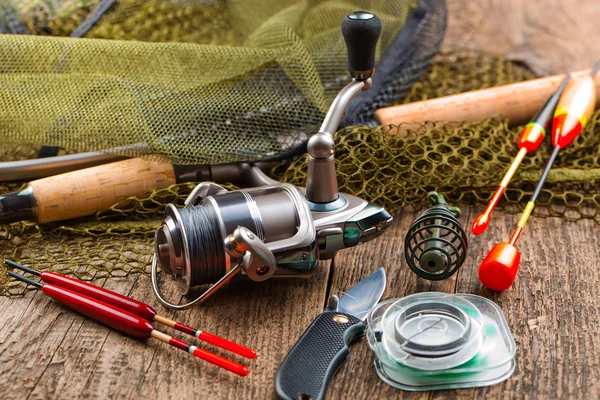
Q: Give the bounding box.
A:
[552,75,596,149]
[518,122,546,152]
[41,272,157,320]
[41,284,154,339]
[478,243,520,292]
[38,271,256,359]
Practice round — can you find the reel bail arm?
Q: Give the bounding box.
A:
[152,226,277,310]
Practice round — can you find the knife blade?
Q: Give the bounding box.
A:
[275,268,386,400]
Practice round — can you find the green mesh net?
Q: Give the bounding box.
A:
[0,0,422,164]
[0,2,599,297]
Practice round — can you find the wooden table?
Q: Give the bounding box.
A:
[2,0,600,398]
[1,205,598,399]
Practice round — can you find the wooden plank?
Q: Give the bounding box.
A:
[326,206,600,399]
[2,205,599,399]
[2,1,600,396]
[97,263,330,399]
[27,276,144,400]
[444,0,600,76]
[0,276,139,400]
[0,260,330,399]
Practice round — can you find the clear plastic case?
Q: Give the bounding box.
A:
[367,293,516,391]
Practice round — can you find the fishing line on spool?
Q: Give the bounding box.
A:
[178,205,227,286]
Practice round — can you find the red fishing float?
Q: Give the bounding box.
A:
[6,261,253,376]
[478,61,600,291]
[4,260,255,359]
[471,74,571,235]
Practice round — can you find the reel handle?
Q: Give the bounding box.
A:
[306,12,380,205]
[342,11,382,80]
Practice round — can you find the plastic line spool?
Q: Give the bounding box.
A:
[366,293,517,391]
[393,301,472,357]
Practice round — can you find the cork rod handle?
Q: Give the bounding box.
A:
[31,158,176,223]
[375,69,600,128]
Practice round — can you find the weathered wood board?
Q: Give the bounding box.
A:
[326,207,600,399]
[445,0,600,76]
[1,206,598,399]
[2,1,600,398]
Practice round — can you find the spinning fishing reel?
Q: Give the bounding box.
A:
[404,192,468,280]
[152,12,393,309]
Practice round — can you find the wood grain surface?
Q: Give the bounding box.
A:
[2,0,600,399]
[1,206,598,399]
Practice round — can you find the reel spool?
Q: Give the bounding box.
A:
[404,192,467,280]
[152,12,393,310]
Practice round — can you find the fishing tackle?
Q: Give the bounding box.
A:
[152,12,393,309]
[366,293,516,391]
[7,270,249,376]
[479,61,600,291]
[0,0,445,183]
[471,74,571,235]
[404,192,467,280]
[4,260,255,359]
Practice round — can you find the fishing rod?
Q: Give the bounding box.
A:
[0,151,127,181]
[4,260,255,359]
[0,159,278,224]
[479,60,600,291]
[471,73,571,235]
[7,268,251,376]
[376,67,600,128]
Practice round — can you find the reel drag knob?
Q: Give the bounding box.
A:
[404,192,468,280]
[342,11,382,80]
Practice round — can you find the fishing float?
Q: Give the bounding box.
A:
[471,73,571,235]
[478,61,600,291]
[4,260,255,359]
[7,270,250,376]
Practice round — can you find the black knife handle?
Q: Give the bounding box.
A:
[275,311,364,400]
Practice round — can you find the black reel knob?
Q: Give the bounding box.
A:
[404,192,468,280]
[342,11,382,80]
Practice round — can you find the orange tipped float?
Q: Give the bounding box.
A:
[552,67,598,148]
[479,61,599,291]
